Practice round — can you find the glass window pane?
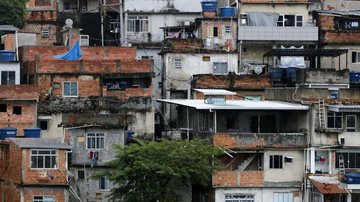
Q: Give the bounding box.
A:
[64,82,70,96]
[38,156,44,168]
[52,156,56,168]
[45,156,51,168]
[70,82,77,96]
[349,153,356,168]
[31,156,37,168]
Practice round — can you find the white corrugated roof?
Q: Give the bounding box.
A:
[194,89,237,96]
[157,99,309,110]
[328,105,360,112]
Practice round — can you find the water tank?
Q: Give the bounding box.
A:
[344,173,360,184]
[269,68,284,82]
[201,1,218,12]
[0,127,17,140]
[24,128,41,138]
[0,50,16,62]
[220,7,236,17]
[350,72,360,84]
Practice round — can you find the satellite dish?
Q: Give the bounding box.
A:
[65,19,73,29]
[254,66,263,75]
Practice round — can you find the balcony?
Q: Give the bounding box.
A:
[238,26,318,41]
[212,170,264,187]
[213,133,307,149]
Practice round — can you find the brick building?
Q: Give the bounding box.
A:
[0,138,71,202]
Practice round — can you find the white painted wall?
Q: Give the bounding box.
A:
[215,187,302,202]
[264,150,304,183]
[0,63,20,85]
[321,45,360,72]
[38,114,63,138]
[126,13,201,43]
[125,0,202,12]
[129,111,155,139]
[164,53,239,92]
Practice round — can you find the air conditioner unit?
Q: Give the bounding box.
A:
[79,35,89,46]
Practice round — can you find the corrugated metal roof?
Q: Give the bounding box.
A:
[194,89,237,96]
[8,138,71,149]
[328,105,360,113]
[157,99,309,110]
[314,10,360,17]
[0,25,19,32]
[309,175,348,195]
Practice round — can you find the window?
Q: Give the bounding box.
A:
[41,27,49,38]
[213,62,228,74]
[352,51,360,63]
[208,26,218,37]
[63,2,70,11]
[327,112,342,129]
[224,25,232,34]
[346,115,356,132]
[225,194,254,202]
[39,120,48,130]
[270,155,283,169]
[87,133,105,149]
[35,0,51,6]
[33,196,55,202]
[78,170,85,179]
[336,152,360,168]
[127,16,149,33]
[0,104,6,112]
[240,14,247,25]
[12,106,22,115]
[202,56,210,61]
[110,19,120,33]
[274,192,293,202]
[1,71,15,85]
[99,177,110,190]
[31,150,57,169]
[174,59,182,69]
[63,81,78,97]
[277,15,303,27]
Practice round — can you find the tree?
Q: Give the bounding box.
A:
[0,0,27,28]
[102,139,222,202]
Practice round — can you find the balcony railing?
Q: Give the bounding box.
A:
[212,170,264,187]
[238,26,318,41]
[214,132,307,149]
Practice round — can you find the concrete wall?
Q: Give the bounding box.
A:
[215,187,302,202]
[38,114,63,138]
[69,128,125,166]
[321,45,360,72]
[124,0,202,12]
[0,63,20,84]
[264,150,304,183]
[242,45,272,64]
[164,53,238,92]
[70,167,113,202]
[130,111,155,139]
[126,13,200,43]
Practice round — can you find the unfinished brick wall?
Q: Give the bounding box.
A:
[104,88,153,100]
[212,171,264,187]
[213,133,238,148]
[26,11,57,22]
[4,34,15,51]
[22,24,58,46]
[0,142,22,185]
[23,187,66,202]
[317,15,335,31]
[20,46,137,62]
[212,171,238,187]
[0,184,21,202]
[239,171,264,186]
[22,149,68,185]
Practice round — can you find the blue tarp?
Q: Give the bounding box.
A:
[54,40,82,60]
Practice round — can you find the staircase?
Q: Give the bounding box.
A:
[237,154,256,172]
[318,99,326,129]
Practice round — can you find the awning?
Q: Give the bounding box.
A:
[194,89,237,96]
[328,105,360,113]
[157,99,309,110]
[264,49,348,57]
[309,175,348,195]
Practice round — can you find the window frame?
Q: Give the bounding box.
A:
[213,62,228,75]
[62,81,78,97]
[224,25,232,34]
[273,192,294,202]
[41,27,50,38]
[269,155,283,169]
[327,112,343,130]
[277,14,303,27]
[39,120,49,131]
[30,149,58,170]
[127,16,149,33]
[86,133,105,150]
[1,71,16,85]
[352,51,360,64]
[335,152,360,169]
[33,195,55,202]
[346,115,357,132]
[173,58,182,69]
[99,176,110,191]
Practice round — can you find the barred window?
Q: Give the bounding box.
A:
[31,150,57,169]
[35,0,51,6]
[127,16,149,33]
[87,133,105,149]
